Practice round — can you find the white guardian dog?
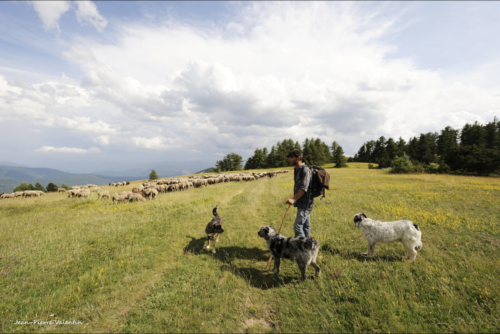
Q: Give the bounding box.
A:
[353,213,423,260]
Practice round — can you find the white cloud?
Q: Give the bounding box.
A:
[0,76,117,135]
[31,1,107,33]
[50,117,117,134]
[74,1,108,32]
[96,135,110,146]
[130,136,179,150]
[32,1,71,31]
[61,46,184,121]
[35,146,101,154]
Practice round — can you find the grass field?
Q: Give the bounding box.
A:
[1,163,499,333]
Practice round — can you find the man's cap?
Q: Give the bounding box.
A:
[286,149,303,158]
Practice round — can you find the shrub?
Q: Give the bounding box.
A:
[426,163,440,174]
[424,161,452,174]
[389,154,414,173]
[413,162,426,173]
[438,162,451,173]
[389,154,427,174]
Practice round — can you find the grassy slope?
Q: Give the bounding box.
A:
[1,163,499,333]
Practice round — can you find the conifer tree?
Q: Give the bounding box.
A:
[332,143,347,168]
[406,137,420,161]
[396,137,407,157]
[267,145,277,168]
[461,122,487,147]
[303,138,312,165]
[386,138,398,161]
[149,169,159,180]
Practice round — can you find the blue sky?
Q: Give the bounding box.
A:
[0,1,499,173]
[0,1,240,81]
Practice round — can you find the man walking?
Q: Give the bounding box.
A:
[286,149,314,237]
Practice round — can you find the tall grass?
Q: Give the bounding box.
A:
[1,164,499,333]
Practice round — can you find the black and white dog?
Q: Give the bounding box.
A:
[353,213,423,260]
[205,205,224,254]
[258,226,321,281]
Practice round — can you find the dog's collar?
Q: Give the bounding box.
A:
[207,233,214,236]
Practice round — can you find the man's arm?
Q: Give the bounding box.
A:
[286,189,305,205]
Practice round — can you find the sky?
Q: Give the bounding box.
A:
[1,1,499,173]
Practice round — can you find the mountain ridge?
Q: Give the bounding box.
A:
[0,165,140,193]
[0,162,216,193]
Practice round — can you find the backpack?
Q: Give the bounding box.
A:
[307,165,330,200]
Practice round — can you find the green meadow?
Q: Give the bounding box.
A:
[1,163,499,333]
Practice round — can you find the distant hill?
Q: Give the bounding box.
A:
[195,167,216,174]
[0,165,143,193]
[0,166,76,180]
[0,161,31,168]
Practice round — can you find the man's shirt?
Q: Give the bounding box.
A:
[293,164,314,210]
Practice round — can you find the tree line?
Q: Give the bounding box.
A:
[216,138,348,171]
[243,138,347,170]
[13,182,69,192]
[216,118,499,175]
[353,118,500,176]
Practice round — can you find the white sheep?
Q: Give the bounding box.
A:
[77,189,91,198]
[112,193,128,203]
[143,188,158,200]
[98,189,110,200]
[128,193,146,202]
[67,189,81,198]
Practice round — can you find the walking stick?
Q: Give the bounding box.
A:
[265,204,292,270]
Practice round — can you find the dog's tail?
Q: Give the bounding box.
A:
[413,223,420,231]
[213,205,219,217]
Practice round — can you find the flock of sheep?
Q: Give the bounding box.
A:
[110,171,289,204]
[0,171,289,203]
[0,190,47,199]
[108,181,130,187]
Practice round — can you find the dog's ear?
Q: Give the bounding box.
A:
[361,213,367,218]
